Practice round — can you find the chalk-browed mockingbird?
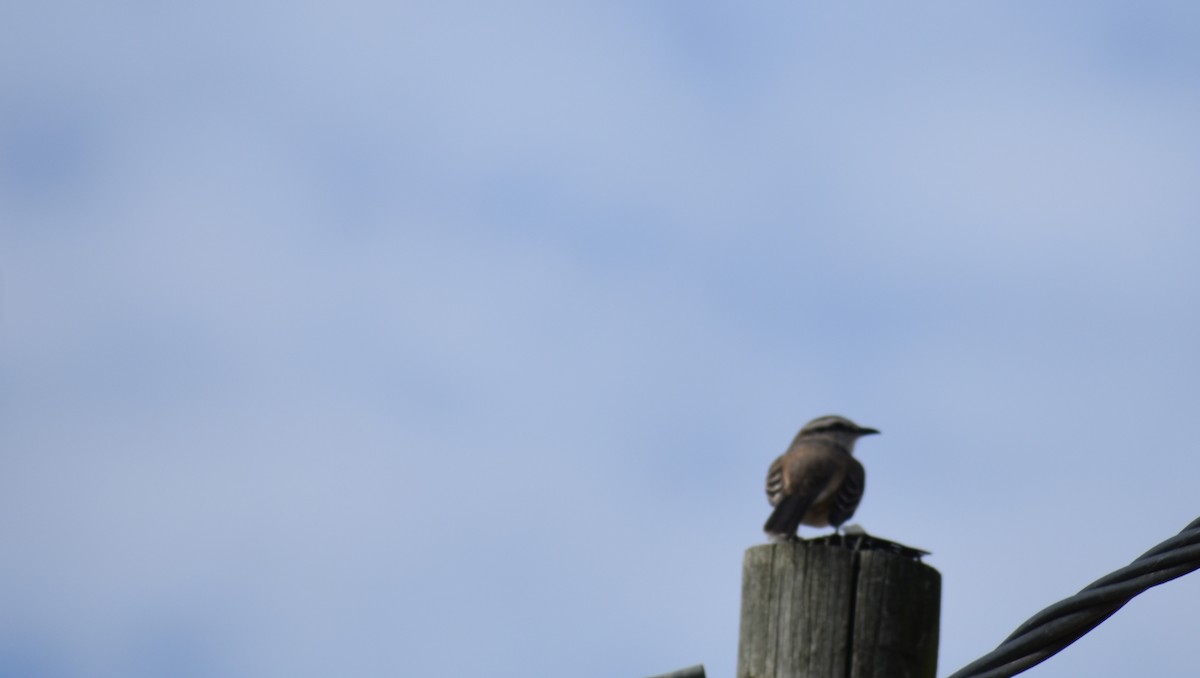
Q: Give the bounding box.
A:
[763,415,879,540]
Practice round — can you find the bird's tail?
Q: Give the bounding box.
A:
[763,494,811,538]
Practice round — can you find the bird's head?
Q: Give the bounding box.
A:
[796,415,880,450]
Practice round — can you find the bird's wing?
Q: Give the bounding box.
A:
[765,455,787,506]
[827,456,865,528]
[763,445,843,537]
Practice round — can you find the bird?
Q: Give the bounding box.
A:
[763,415,880,540]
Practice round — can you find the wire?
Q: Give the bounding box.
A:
[948,516,1200,678]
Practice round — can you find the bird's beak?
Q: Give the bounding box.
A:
[858,427,880,436]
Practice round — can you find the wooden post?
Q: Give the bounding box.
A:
[737,539,940,678]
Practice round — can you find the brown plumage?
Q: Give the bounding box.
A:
[763,415,878,540]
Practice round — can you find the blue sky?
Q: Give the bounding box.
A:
[3,2,1200,677]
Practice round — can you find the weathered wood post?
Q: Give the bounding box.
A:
[737,538,940,678]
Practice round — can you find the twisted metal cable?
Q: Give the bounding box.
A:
[948,516,1200,678]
